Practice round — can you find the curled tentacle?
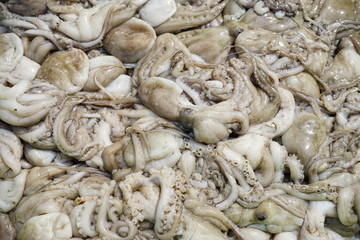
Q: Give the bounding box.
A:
[0,128,23,178]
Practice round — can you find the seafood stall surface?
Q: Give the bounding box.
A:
[0,0,360,239]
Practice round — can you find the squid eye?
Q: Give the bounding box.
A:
[180,108,194,129]
[181,108,193,116]
[256,212,266,221]
[231,27,243,38]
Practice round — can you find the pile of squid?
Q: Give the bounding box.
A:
[1,0,360,239]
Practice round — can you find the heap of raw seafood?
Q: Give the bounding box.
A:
[0,0,360,239]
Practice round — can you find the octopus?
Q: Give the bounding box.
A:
[1,0,360,239]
